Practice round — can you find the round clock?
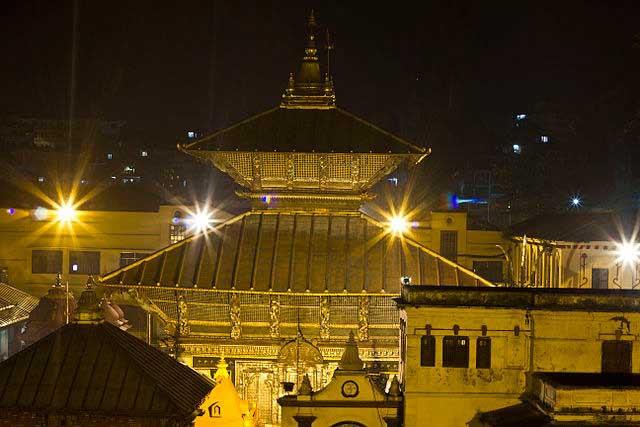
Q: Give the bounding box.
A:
[341,380,359,398]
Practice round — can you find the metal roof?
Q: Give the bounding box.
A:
[101,211,493,291]
[0,322,213,417]
[181,107,427,155]
[0,283,38,328]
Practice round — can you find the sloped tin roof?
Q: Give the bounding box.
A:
[0,283,38,328]
[182,107,426,154]
[0,322,213,417]
[101,211,493,291]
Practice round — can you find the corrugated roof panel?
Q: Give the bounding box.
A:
[326,216,347,293]
[308,215,329,292]
[101,212,494,291]
[346,216,365,293]
[252,214,277,291]
[291,215,312,292]
[272,215,294,292]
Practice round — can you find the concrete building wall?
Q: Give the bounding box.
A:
[0,206,203,296]
[401,303,640,426]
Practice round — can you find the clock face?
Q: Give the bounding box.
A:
[341,380,359,398]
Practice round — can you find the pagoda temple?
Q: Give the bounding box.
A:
[100,12,493,425]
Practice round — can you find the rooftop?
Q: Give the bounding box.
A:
[397,285,640,312]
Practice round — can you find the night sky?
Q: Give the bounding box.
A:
[2,1,639,154]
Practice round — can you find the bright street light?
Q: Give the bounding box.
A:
[56,202,77,222]
[388,215,409,235]
[185,206,214,233]
[615,241,640,265]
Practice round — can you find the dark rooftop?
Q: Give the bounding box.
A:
[477,402,550,427]
[398,285,640,312]
[535,372,640,389]
[182,107,426,154]
[506,210,638,242]
[0,321,213,418]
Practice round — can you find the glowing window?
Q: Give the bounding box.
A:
[540,135,549,143]
[516,114,527,120]
[141,150,148,157]
[512,144,521,154]
[107,153,113,160]
[37,176,45,183]
[187,131,196,138]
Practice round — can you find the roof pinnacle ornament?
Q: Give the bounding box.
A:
[281,10,336,109]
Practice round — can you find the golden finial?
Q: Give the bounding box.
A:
[214,356,230,382]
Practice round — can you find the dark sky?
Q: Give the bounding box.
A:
[2,0,639,151]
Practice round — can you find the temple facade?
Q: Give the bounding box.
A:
[100,13,493,426]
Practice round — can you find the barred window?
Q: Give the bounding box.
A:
[420,335,436,367]
[440,230,458,261]
[69,251,100,275]
[32,250,62,274]
[442,336,469,368]
[476,337,491,369]
[120,252,151,267]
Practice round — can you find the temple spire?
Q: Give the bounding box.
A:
[281,10,336,109]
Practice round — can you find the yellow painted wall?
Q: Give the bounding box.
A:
[0,206,220,296]
[401,304,640,426]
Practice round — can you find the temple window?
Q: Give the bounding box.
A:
[169,223,186,244]
[442,336,469,368]
[420,335,436,367]
[69,251,100,275]
[476,337,491,369]
[32,250,62,274]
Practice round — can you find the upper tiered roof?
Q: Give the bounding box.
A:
[179,12,428,206]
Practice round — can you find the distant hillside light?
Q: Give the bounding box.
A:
[570,196,582,207]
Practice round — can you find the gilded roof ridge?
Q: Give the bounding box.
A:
[335,107,429,155]
[359,213,495,287]
[99,211,252,284]
[179,107,280,152]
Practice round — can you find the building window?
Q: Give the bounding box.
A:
[32,250,62,274]
[141,150,148,157]
[473,261,504,282]
[440,230,458,262]
[592,268,608,289]
[540,135,549,143]
[69,251,100,275]
[106,153,113,160]
[119,252,151,268]
[443,336,469,368]
[420,335,436,367]
[602,340,631,373]
[37,176,45,183]
[169,223,186,244]
[516,114,527,121]
[512,144,521,154]
[476,337,491,369]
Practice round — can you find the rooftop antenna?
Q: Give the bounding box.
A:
[325,28,334,81]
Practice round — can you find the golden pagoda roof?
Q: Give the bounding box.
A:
[179,12,429,199]
[101,210,493,292]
